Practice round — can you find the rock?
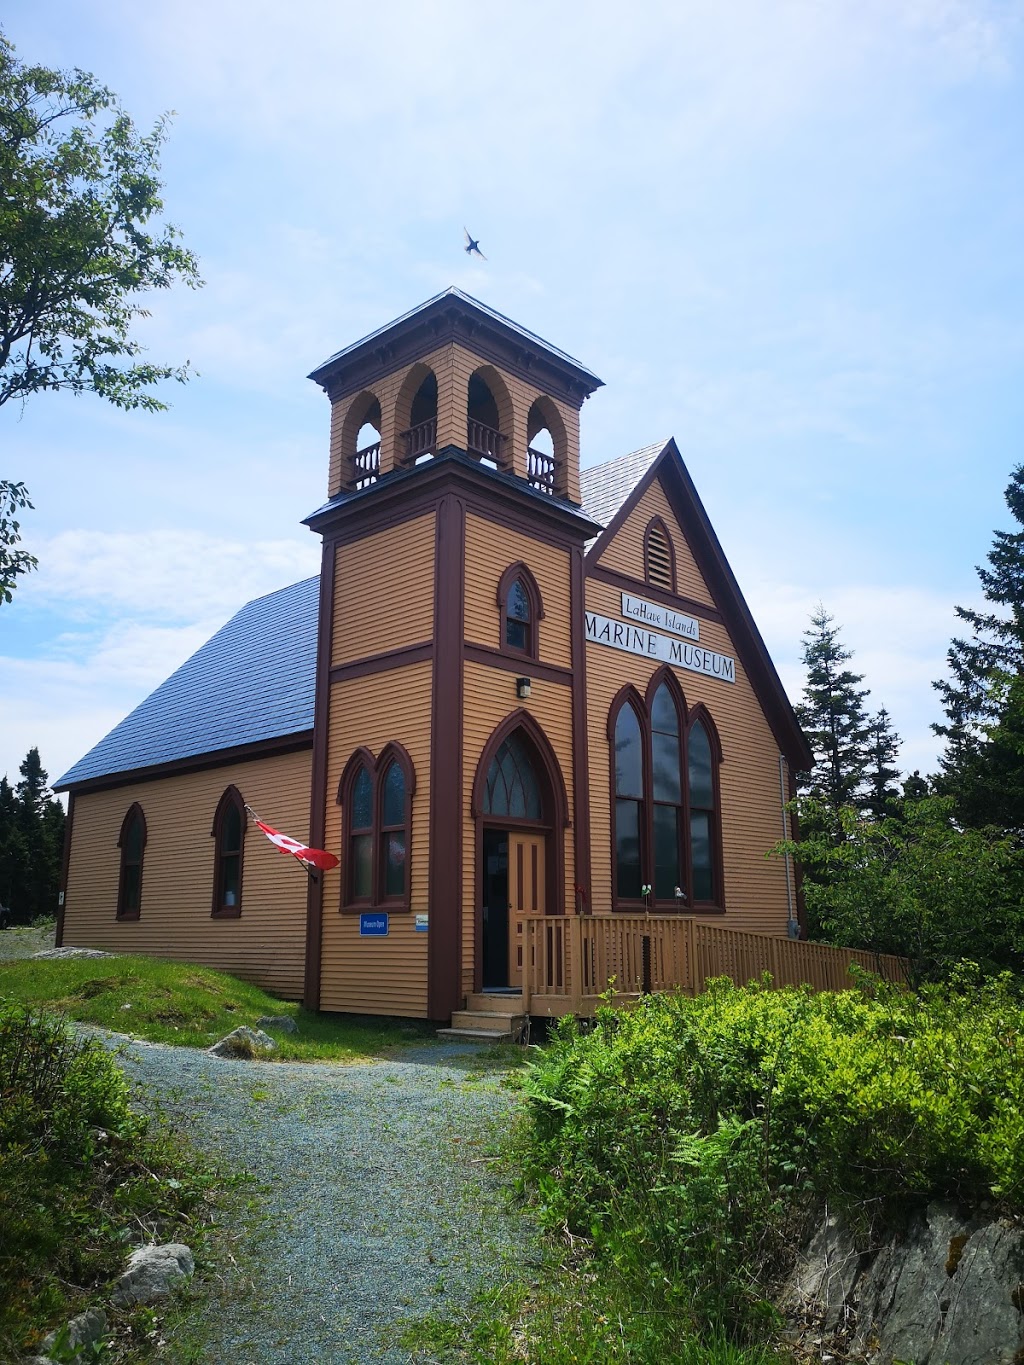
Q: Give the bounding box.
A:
[110,1243,194,1308]
[31,947,111,959]
[41,1306,107,1358]
[256,1015,297,1033]
[207,1025,277,1058]
[781,1202,1024,1364]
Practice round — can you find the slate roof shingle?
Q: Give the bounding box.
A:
[55,576,320,790]
[579,440,668,550]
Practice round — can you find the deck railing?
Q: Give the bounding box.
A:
[526,445,558,494]
[350,442,380,489]
[521,914,907,1016]
[467,419,510,467]
[400,418,437,464]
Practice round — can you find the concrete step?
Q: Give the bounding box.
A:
[450,1008,525,1030]
[436,1027,517,1043]
[465,992,524,1012]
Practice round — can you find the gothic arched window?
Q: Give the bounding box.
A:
[211,786,246,918]
[608,676,724,910]
[116,803,147,920]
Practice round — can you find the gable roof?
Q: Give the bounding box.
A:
[55,577,320,791]
[582,440,812,768]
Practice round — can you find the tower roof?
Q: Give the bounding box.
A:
[308,287,604,402]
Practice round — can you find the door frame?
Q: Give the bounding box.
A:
[471,709,570,994]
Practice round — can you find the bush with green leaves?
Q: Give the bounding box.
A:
[779,795,1024,979]
[0,1004,212,1358]
[518,975,1024,1345]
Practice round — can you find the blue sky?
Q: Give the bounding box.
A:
[2,0,1022,792]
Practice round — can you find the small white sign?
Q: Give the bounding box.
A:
[415,914,429,933]
[621,592,700,641]
[586,611,735,684]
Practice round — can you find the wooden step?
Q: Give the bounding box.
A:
[436,1026,517,1043]
[450,1008,524,1030]
[465,992,524,1012]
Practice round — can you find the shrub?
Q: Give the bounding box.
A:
[518,975,1024,1344]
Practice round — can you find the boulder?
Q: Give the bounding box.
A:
[110,1243,194,1308]
[41,1306,107,1359]
[781,1202,1024,1364]
[256,1015,297,1033]
[207,1025,277,1058]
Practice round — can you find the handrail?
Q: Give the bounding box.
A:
[400,418,437,464]
[520,913,908,1016]
[350,442,380,489]
[527,445,558,494]
[467,419,510,467]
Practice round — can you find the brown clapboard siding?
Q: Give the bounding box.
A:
[319,661,432,1016]
[585,573,792,933]
[332,512,435,666]
[598,476,715,607]
[62,750,312,997]
[463,512,573,667]
[460,663,576,997]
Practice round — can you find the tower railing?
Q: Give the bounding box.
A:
[350,442,380,489]
[467,420,511,469]
[399,418,437,465]
[527,445,557,494]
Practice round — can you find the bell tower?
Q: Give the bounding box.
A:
[302,289,602,1021]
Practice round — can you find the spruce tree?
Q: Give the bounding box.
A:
[933,464,1024,831]
[795,606,872,814]
[7,748,64,924]
[865,708,902,820]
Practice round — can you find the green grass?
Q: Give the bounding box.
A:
[0,953,435,1061]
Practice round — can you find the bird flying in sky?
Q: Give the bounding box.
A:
[463,227,487,260]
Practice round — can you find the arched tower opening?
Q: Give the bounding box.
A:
[467,367,513,471]
[395,364,438,467]
[341,391,383,489]
[527,396,569,496]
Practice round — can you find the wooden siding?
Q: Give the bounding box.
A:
[463,512,573,667]
[319,662,432,1016]
[597,476,714,607]
[585,571,793,935]
[62,750,312,998]
[332,512,435,666]
[461,662,576,998]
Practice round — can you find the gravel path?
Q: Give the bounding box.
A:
[104,1034,533,1365]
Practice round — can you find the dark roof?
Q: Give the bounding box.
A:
[308,287,603,394]
[580,441,668,546]
[55,577,319,790]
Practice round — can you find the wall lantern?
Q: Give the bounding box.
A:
[516,676,532,700]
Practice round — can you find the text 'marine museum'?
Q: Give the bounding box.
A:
[55,290,814,1023]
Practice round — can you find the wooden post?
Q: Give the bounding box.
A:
[685,916,698,996]
[569,915,584,1014]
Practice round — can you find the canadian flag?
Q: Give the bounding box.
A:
[246,808,339,872]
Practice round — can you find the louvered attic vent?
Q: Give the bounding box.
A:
[646,523,674,592]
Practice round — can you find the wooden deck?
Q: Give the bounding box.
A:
[520,914,907,1017]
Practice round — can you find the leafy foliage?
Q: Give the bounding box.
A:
[0,748,64,925]
[0,479,36,602]
[933,463,1024,830]
[515,979,1024,1353]
[778,796,1024,980]
[0,28,200,412]
[0,1004,213,1357]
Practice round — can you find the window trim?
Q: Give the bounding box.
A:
[643,516,677,595]
[116,802,147,921]
[337,743,416,913]
[607,668,725,913]
[210,785,246,919]
[496,561,545,661]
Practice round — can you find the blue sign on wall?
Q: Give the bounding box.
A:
[359,913,389,937]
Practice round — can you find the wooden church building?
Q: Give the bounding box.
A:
[55,289,814,1023]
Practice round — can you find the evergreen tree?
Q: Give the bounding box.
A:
[795,607,872,815]
[933,464,1024,831]
[0,749,64,924]
[864,708,902,820]
[902,770,930,802]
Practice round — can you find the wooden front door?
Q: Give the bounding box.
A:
[508,832,545,989]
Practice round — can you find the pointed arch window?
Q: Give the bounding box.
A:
[497,562,544,661]
[338,745,415,911]
[211,786,246,918]
[485,734,543,819]
[116,803,147,920]
[608,676,724,910]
